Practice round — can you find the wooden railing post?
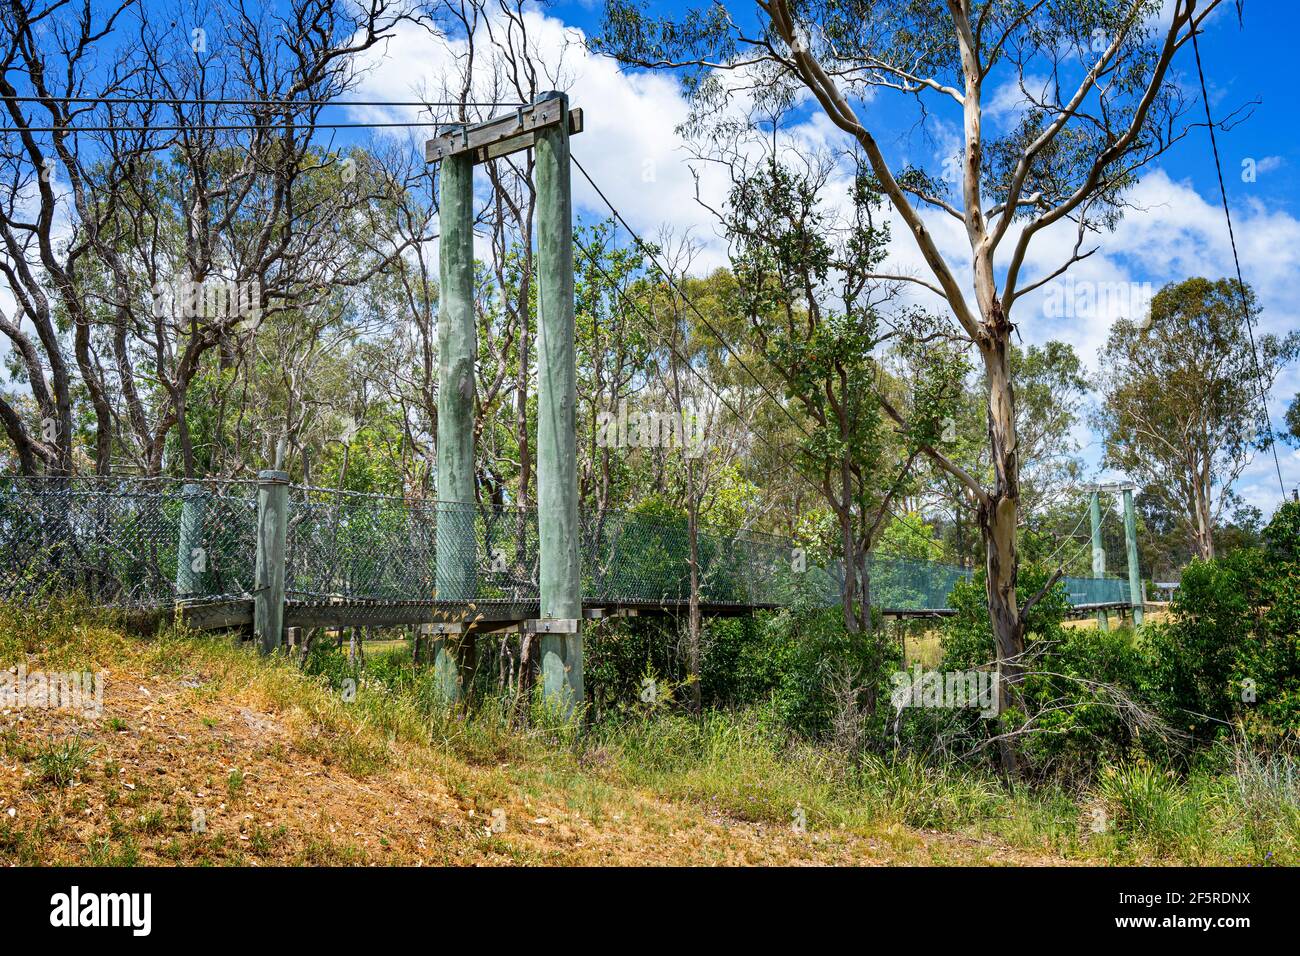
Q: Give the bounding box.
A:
[175,482,210,601]
[254,470,289,653]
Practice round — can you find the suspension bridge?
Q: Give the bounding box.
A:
[0,94,1142,708]
[0,476,1137,627]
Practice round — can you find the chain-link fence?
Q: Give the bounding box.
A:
[580,510,795,607]
[0,476,257,607]
[0,476,1135,615]
[284,487,541,608]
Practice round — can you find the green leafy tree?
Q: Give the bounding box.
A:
[1145,501,1300,744]
[1097,278,1300,561]
[720,156,934,716]
[597,0,1222,773]
[918,341,1090,567]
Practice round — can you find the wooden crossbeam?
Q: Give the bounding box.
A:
[425,102,584,165]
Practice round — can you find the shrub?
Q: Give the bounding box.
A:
[698,615,781,708]
[1145,501,1300,743]
[939,565,1152,777]
[588,601,899,747]
[1143,551,1260,740]
[763,600,899,743]
[1263,499,1300,562]
[585,618,683,718]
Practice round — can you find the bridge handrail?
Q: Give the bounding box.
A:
[0,475,1134,614]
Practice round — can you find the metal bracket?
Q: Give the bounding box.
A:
[583,607,639,620]
[522,618,580,634]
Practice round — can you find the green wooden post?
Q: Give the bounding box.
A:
[430,624,464,700]
[1122,487,1143,627]
[434,143,478,701]
[175,482,210,601]
[1089,491,1109,632]
[254,470,289,653]
[535,90,583,710]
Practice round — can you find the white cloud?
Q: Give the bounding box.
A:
[985,74,1055,125]
[349,11,727,260]
[997,169,1300,509]
[1254,155,1286,176]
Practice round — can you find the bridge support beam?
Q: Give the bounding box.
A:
[535,90,583,712]
[1089,491,1109,632]
[1122,488,1143,627]
[427,92,584,710]
[434,146,478,702]
[429,622,474,701]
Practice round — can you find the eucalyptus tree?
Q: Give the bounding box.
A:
[0,0,154,474]
[643,235,759,712]
[573,219,653,516]
[597,0,1228,762]
[907,340,1089,563]
[1097,277,1299,561]
[0,0,421,476]
[131,1,419,477]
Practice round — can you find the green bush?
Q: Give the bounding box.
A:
[1143,551,1259,740]
[698,615,782,708]
[1264,499,1300,562]
[939,565,1151,777]
[764,600,898,742]
[584,618,683,718]
[1145,501,1300,743]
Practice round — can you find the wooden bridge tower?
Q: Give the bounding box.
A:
[426,93,585,710]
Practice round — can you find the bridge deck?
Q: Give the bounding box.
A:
[176,596,1134,631]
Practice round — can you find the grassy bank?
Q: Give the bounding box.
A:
[1,603,1295,866]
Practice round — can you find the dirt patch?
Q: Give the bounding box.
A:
[0,659,1069,867]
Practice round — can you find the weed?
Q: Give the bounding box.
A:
[35,739,95,788]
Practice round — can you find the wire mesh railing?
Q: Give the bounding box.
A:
[1062,574,1131,607]
[0,476,1136,614]
[0,476,257,607]
[283,487,541,606]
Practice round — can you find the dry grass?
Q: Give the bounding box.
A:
[0,611,1067,867]
[902,629,944,668]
